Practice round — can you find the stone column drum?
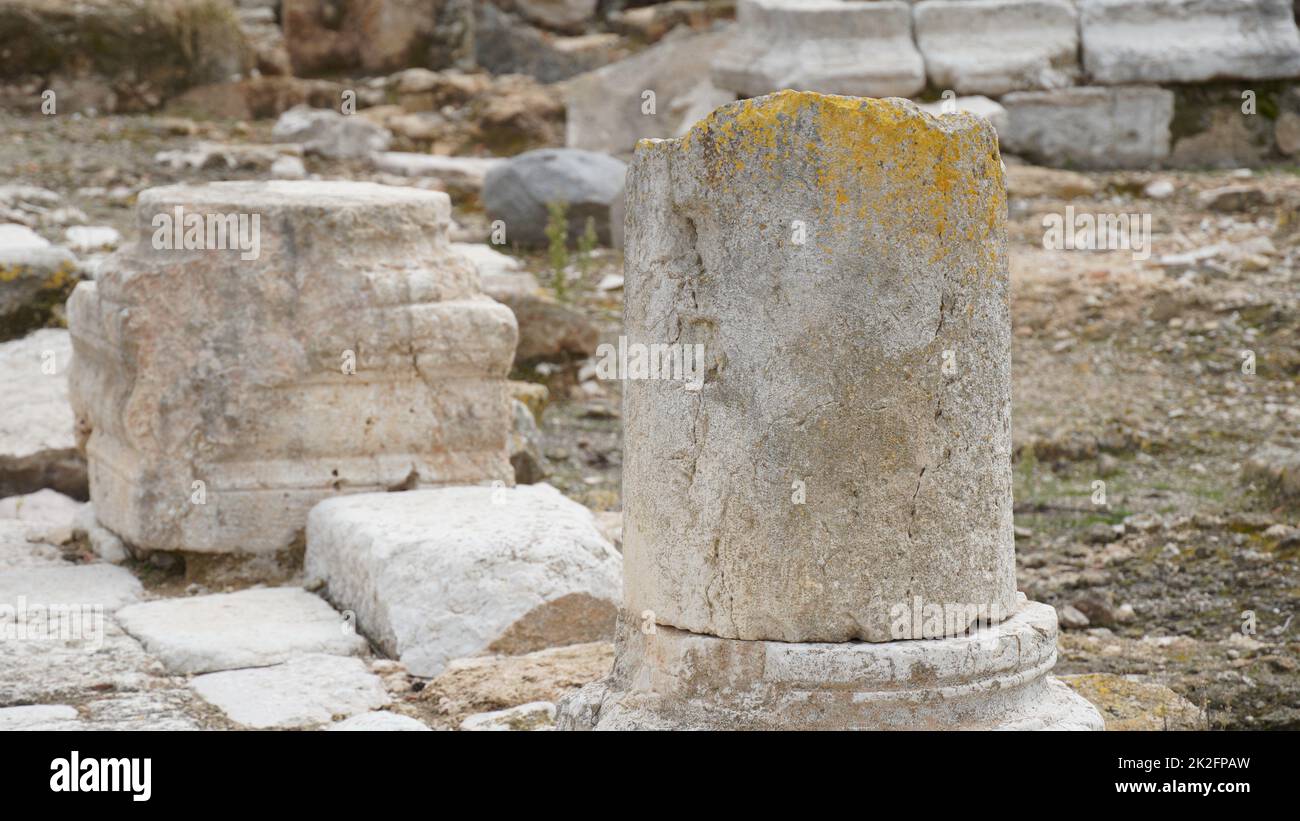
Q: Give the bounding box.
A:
[67,181,516,556]
[558,91,1102,729]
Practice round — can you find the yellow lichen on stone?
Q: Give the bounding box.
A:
[673,90,1006,267]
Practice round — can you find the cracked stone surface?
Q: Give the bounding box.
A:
[67,180,517,555]
[711,0,925,98]
[306,483,622,677]
[190,653,390,729]
[0,562,143,613]
[621,91,1014,643]
[914,0,1080,96]
[115,586,368,674]
[1080,0,1300,85]
[0,329,86,499]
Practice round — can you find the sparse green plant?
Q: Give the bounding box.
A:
[544,200,570,301]
[576,216,598,283]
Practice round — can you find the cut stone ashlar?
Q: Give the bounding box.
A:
[305,483,622,677]
[1080,0,1300,85]
[559,598,1105,730]
[711,0,925,98]
[67,181,517,555]
[621,91,1015,645]
[914,0,1080,96]
[1000,86,1174,169]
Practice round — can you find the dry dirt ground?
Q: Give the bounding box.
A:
[3,111,1297,729]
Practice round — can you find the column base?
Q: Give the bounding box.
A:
[557,595,1103,730]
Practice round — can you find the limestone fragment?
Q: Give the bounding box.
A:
[1000,86,1174,169]
[68,181,517,555]
[622,91,1015,643]
[115,587,369,675]
[190,654,390,729]
[327,711,433,731]
[0,329,83,499]
[565,26,736,156]
[711,0,925,98]
[914,0,1079,96]
[460,701,556,731]
[1080,0,1300,84]
[559,91,1102,730]
[305,484,622,677]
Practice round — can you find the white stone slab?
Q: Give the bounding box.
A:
[1080,0,1300,84]
[191,654,390,729]
[1000,86,1174,169]
[306,483,622,677]
[370,152,503,189]
[711,0,925,98]
[0,329,83,498]
[915,0,1079,95]
[0,704,79,730]
[0,563,142,612]
[115,586,368,674]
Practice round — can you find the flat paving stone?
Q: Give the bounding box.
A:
[0,562,143,612]
[191,654,390,729]
[0,520,65,571]
[0,704,80,730]
[115,586,368,675]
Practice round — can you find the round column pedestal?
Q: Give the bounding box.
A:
[557,595,1103,730]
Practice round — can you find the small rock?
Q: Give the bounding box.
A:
[272,105,392,159]
[460,701,556,731]
[1196,185,1267,212]
[63,226,121,253]
[482,148,627,247]
[1059,604,1091,630]
[269,155,307,180]
[1143,179,1175,199]
[327,711,432,731]
[1084,522,1121,544]
[0,489,87,544]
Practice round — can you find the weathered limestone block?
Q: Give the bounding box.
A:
[67,181,517,555]
[711,0,925,98]
[565,26,737,157]
[914,0,1080,96]
[622,91,1014,644]
[1080,0,1300,84]
[1000,86,1174,169]
[561,90,1102,730]
[1,226,79,341]
[0,329,87,499]
[305,483,622,677]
